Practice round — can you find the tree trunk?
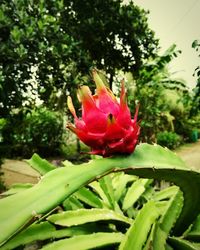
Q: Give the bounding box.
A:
[76,138,81,153]
[109,73,114,90]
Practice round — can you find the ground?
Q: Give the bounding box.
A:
[1,140,200,188]
[175,140,200,170]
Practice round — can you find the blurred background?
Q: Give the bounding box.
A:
[0,0,199,169]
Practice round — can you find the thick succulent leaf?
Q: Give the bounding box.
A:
[155,201,169,215]
[99,175,116,210]
[62,196,84,210]
[112,173,137,202]
[186,233,200,242]
[0,143,199,246]
[26,153,56,175]
[119,201,160,250]
[74,187,103,208]
[165,244,174,250]
[41,232,124,250]
[159,189,183,233]
[190,214,200,233]
[143,223,156,250]
[62,159,74,167]
[126,206,138,219]
[168,237,200,250]
[47,208,132,226]
[186,214,200,241]
[141,185,154,201]
[1,222,108,250]
[153,186,179,201]
[143,223,175,250]
[152,189,184,250]
[122,178,149,211]
[88,181,110,207]
[121,144,200,235]
[1,183,33,196]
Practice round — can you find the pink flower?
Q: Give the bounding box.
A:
[67,70,140,157]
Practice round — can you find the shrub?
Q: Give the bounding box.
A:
[1,107,64,157]
[174,116,200,143]
[157,131,182,149]
[23,107,63,156]
[0,159,5,193]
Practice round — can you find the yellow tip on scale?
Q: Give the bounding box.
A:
[67,96,77,118]
[92,69,107,92]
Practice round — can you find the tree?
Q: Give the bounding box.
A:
[0,0,158,116]
[131,45,189,142]
[63,0,158,87]
[0,0,82,115]
[191,40,200,115]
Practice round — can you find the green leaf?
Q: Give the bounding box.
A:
[112,173,137,202]
[1,183,33,196]
[10,26,21,43]
[143,223,156,250]
[152,188,183,250]
[153,185,179,201]
[47,208,132,226]
[26,153,56,175]
[74,187,103,208]
[122,178,149,211]
[144,223,175,250]
[159,189,183,233]
[141,185,154,201]
[165,244,174,250]
[186,214,200,241]
[99,175,116,210]
[41,232,124,250]
[62,160,74,167]
[119,201,160,250]
[62,196,84,210]
[1,222,106,250]
[88,181,110,207]
[154,201,169,216]
[0,144,199,246]
[120,144,200,236]
[168,237,200,250]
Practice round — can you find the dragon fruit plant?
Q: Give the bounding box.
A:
[0,71,200,250]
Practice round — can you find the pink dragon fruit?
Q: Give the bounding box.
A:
[67,70,140,157]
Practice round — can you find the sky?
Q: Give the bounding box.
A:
[132,0,200,89]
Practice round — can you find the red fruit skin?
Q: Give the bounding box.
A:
[67,72,140,157]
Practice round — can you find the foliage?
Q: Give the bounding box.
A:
[0,159,5,193]
[64,0,158,86]
[0,118,7,144]
[157,131,182,149]
[191,39,200,115]
[134,83,169,143]
[174,111,200,143]
[0,120,6,192]
[136,45,181,87]
[0,0,158,116]
[1,107,63,157]
[130,45,190,143]
[0,144,200,249]
[0,0,80,114]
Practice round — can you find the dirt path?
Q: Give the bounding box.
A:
[1,160,40,187]
[175,140,200,170]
